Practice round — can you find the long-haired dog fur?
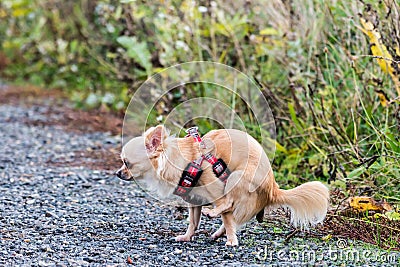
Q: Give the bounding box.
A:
[116,125,329,246]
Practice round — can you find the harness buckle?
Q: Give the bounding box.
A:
[185,126,199,136]
[185,126,206,149]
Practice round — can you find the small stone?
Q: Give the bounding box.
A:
[45,211,59,218]
[174,248,183,254]
[189,254,198,262]
[82,257,95,263]
[38,261,50,267]
[81,183,91,188]
[56,228,66,234]
[26,199,35,204]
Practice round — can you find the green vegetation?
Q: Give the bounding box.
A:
[1,0,399,206]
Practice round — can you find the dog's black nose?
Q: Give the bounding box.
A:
[114,170,122,178]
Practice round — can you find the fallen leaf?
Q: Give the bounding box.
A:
[126,256,133,264]
[375,89,389,107]
[349,196,393,213]
[322,234,332,241]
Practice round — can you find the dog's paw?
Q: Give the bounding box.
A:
[210,233,219,240]
[211,230,224,240]
[202,207,219,218]
[225,237,238,246]
[202,207,213,218]
[175,234,192,242]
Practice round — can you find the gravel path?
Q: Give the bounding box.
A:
[0,98,399,266]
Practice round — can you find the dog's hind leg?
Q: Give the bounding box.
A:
[175,206,202,242]
[221,212,238,246]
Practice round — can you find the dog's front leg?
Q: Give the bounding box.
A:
[202,170,242,218]
[211,224,225,240]
[175,206,202,242]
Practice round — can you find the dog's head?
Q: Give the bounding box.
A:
[115,125,168,181]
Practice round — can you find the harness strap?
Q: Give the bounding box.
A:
[173,161,209,205]
[173,162,203,197]
[173,127,232,205]
[186,127,231,184]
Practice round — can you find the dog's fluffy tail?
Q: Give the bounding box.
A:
[277,181,329,229]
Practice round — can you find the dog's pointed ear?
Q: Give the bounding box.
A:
[144,125,167,154]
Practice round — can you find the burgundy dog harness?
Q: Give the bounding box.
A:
[173,127,231,204]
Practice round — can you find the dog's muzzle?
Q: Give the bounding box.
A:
[114,169,133,181]
[114,169,123,179]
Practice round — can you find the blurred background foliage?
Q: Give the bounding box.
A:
[0,0,399,202]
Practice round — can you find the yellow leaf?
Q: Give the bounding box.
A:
[349,196,382,212]
[12,8,31,17]
[349,196,393,212]
[359,16,400,97]
[259,27,279,36]
[322,234,332,241]
[373,213,385,219]
[359,18,392,73]
[0,8,7,18]
[375,90,388,107]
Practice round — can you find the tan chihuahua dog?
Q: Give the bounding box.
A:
[116,125,329,246]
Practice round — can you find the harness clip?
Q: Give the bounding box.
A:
[186,126,206,149]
